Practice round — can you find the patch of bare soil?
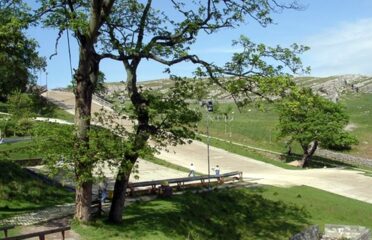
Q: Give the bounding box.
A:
[287,160,301,167]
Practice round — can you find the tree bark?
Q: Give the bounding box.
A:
[299,141,318,168]
[73,42,98,222]
[108,64,151,223]
[108,167,130,223]
[60,0,114,222]
[75,181,93,222]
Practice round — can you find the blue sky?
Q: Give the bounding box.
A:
[28,0,372,89]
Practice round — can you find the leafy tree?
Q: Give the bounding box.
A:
[32,121,129,189]
[6,91,36,136]
[277,88,358,168]
[0,0,45,101]
[36,0,309,223]
[38,0,115,221]
[99,0,308,223]
[7,91,35,120]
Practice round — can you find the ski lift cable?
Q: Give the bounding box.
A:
[66,28,74,80]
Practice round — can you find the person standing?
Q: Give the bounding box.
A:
[188,163,195,177]
[99,177,108,203]
[214,165,220,177]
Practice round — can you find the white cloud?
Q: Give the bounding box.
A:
[303,18,372,76]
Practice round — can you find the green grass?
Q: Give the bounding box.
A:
[35,98,74,122]
[254,186,372,230]
[196,94,372,162]
[0,95,74,123]
[340,93,372,158]
[197,103,304,155]
[73,186,372,240]
[74,188,308,240]
[0,160,74,220]
[42,106,74,122]
[0,141,39,160]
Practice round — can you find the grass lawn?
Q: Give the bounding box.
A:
[0,160,74,220]
[197,94,372,160]
[197,103,289,154]
[73,185,372,240]
[340,93,372,158]
[41,106,74,122]
[0,141,38,160]
[252,186,372,230]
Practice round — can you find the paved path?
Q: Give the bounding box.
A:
[158,140,372,204]
[45,91,372,204]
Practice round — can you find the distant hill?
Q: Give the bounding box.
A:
[103,75,372,102]
[295,74,372,102]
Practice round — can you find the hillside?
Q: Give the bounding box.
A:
[101,75,372,160]
[295,74,372,102]
[103,74,372,102]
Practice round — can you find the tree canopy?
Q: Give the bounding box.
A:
[0,0,46,101]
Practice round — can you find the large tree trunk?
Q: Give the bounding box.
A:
[108,163,131,223]
[75,181,93,222]
[61,0,114,222]
[108,64,151,223]
[73,44,98,222]
[299,141,318,168]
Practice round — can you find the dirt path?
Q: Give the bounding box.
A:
[45,91,372,204]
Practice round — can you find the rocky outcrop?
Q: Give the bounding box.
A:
[295,74,372,102]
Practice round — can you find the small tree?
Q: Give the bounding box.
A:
[7,91,36,136]
[277,88,358,168]
[7,91,35,120]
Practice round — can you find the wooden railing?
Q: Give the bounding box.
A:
[1,226,70,240]
[0,225,14,238]
[126,171,243,195]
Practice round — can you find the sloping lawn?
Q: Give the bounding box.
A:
[0,160,74,220]
[73,185,372,240]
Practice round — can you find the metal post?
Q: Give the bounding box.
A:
[207,110,211,190]
[46,72,48,97]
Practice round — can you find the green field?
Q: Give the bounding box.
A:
[340,93,372,158]
[197,93,372,159]
[0,141,37,160]
[73,186,372,240]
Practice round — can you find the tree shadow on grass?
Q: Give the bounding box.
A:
[93,189,310,240]
[280,153,353,168]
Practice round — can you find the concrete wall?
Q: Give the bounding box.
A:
[317,149,372,168]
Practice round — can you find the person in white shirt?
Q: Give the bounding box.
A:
[214,165,220,177]
[188,163,195,177]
